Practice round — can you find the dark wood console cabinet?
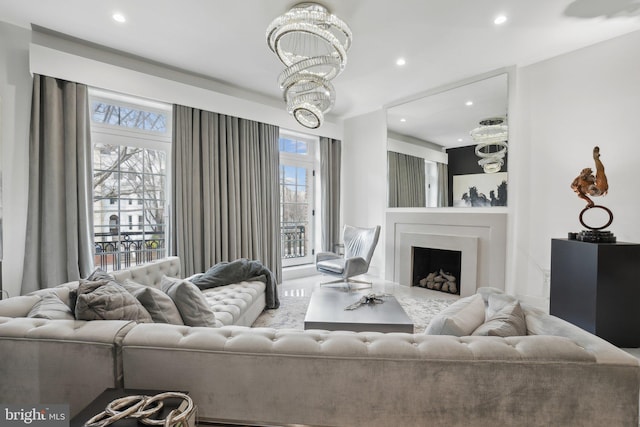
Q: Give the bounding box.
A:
[550,238,640,347]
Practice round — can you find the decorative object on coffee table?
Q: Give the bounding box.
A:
[304,289,413,333]
[344,293,389,310]
[569,146,616,243]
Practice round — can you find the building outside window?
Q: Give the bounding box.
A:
[279,131,318,267]
[89,89,172,271]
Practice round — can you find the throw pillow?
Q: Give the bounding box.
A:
[0,295,41,318]
[27,291,75,320]
[424,293,486,336]
[185,273,204,282]
[160,276,217,327]
[485,292,519,319]
[476,286,505,303]
[472,296,527,337]
[121,279,184,325]
[75,279,152,323]
[70,268,118,313]
[86,268,116,282]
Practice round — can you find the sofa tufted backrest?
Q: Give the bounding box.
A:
[112,256,181,288]
[123,324,601,362]
[121,324,640,426]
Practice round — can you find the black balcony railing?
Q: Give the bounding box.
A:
[94,231,165,271]
[96,227,307,270]
[281,225,306,259]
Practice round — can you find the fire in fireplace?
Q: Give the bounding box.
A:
[411,247,462,295]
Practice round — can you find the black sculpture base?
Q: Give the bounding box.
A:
[551,239,640,347]
[569,230,617,243]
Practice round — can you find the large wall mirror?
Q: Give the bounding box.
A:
[386,72,509,208]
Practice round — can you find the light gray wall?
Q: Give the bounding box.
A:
[0,22,32,297]
[507,28,640,308]
[342,110,387,276]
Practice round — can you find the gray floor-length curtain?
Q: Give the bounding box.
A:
[388,151,426,207]
[319,137,341,252]
[437,162,449,207]
[21,74,94,294]
[172,105,281,281]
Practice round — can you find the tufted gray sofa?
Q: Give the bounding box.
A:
[113,257,267,327]
[0,256,267,416]
[122,318,640,426]
[1,257,639,426]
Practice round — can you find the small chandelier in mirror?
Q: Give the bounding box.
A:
[266,3,352,129]
[471,117,508,173]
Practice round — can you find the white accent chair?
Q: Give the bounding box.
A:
[316,225,381,288]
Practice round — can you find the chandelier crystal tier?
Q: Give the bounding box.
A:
[471,117,509,173]
[267,2,352,129]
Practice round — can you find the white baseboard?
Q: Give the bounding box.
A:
[282,264,317,281]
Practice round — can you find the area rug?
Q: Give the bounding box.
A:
[252,293,453,333]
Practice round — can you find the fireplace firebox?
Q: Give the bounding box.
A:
[411,247,461,295]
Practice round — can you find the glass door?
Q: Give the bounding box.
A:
[279,134,316,267]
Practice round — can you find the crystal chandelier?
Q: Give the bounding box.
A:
[266,3,352,129]
[471,117,508,173]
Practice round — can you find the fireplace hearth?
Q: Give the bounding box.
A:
[412,247,461,295]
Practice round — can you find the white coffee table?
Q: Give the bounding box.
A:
[304,289,414,333]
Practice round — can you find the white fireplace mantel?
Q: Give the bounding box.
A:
[385,210,507,293]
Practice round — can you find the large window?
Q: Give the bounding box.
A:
[280,132,318,267]
[89,90,172,271]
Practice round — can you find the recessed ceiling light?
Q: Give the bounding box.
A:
[396,58,406,66]
[465,101,473,106]
[112,13,126,23]
[494,15,507,25]
[458,138,463,142]
[400,118,406,122]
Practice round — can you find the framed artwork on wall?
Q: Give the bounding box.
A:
[452,172,507,207]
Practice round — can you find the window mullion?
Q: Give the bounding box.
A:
[117,145,122,270]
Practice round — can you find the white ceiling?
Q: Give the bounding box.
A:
[1,0,639,128]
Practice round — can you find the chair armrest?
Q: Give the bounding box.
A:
[343,257,368,277]
[316,252,341,262]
